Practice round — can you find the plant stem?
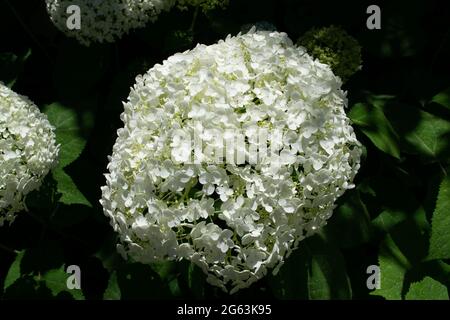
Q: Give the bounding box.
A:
[0,243,18,254]
[189,6,200,32]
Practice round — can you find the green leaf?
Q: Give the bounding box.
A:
[41,267,84,300]
[104,272,121,300]
[381,100,450,160]
[405,277,449,300]
[52,168,91,207]
[4,251,25,291]
[325,190,372,248]
[168,278,182,297]
[306,232,352,299]
[403,111,450,159]
[151,261,177,281]
[372,206,427,233]
[431,87,450,110]
[372,210,407,232]
[268,246,309,299]
[428,176,450,260]
[372,234,410,300]
[40,270,64,296]
[188,262,206,299]
[44,103,86,168]
[25,174,58,211]
[8,255,85,300]
[349,102,400,159]
[44,103,91,207]
[94,233,124,273]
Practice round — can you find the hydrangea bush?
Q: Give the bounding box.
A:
[2,0,450,302]
[101,30,362,293]
[0,83,59,227]
[45,0,177,46]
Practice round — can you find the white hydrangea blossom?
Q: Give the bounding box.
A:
[0,83,59,226]
[101,30,362,293]
[46,0,176,46]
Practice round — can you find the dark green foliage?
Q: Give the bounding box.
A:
[1,0,449,300]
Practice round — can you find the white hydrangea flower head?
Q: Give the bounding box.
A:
[45,0,176,46]
[101,29,362,293]
[0,83,59,226]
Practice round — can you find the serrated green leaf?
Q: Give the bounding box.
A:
[44,103,86,168]
[55,133,86,169]
[104,272,121,300]
[44,103,91,207]
[52,168,91,207]
[41,266,84,300]
[428,177,450,260]
[41,268,70,296]
[349,102,400,159]
[405,277,449,300]
[372,234,410,300]
[431,87,450,110]
[4,251,25,291]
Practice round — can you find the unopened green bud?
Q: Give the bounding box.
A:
[298,25,362,82]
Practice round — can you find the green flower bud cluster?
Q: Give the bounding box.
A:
[298,25,362,82]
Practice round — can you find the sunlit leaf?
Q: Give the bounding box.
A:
[405,277,448,300]
[349,101,400,159]
[428,176,450,260]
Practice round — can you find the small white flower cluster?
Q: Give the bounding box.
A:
[101,29,362,293]
[0,83,59,226]
[45,0,176,46]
